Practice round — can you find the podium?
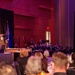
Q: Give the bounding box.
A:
[5,48,32,61]
[5,48,20,61]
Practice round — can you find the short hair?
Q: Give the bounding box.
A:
[52,52,68,68]
[0,62,17,75]
[20,49,28,57]
[25,56,42,74]
[35,52,43,59]
[43,50,49,57]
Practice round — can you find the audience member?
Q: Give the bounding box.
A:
[25,56,42,75]
[43,50,50,60]
[17,49,30,75]
[67,52,75,75]
[69,52,75,67]
[34,51,43,59]
[51,52,69,75]
[38,58,51,75]
[67,54,72,64]
[0,62,17,75]
[47,57,54,75]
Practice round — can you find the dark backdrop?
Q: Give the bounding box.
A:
[74,12,75,51]
[0,8,14,48]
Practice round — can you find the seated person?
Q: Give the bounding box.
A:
[0,62,17,75]
[67,52,75,75]
[43,50,50,59]
[38,58,51,75]
[51,52,69,75]
[25,56,42,75]
[17,49,30,75]
[34,51,43,59]
[69,52,75,67]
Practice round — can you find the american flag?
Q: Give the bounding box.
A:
[5,21,10,45]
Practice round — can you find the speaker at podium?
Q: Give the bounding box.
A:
[0,34,5,53]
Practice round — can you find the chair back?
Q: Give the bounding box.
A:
[0,53,13,64]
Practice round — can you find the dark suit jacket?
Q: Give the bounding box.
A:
[67,67,75,75]
[17,56,29,75]
[53,72,67,75]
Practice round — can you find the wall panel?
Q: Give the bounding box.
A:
[0,0,54,47]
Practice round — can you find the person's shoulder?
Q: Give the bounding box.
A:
[68,67,75,71]
[54,72,67,75]
[67,67,75,75]
[38,71,45,75]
